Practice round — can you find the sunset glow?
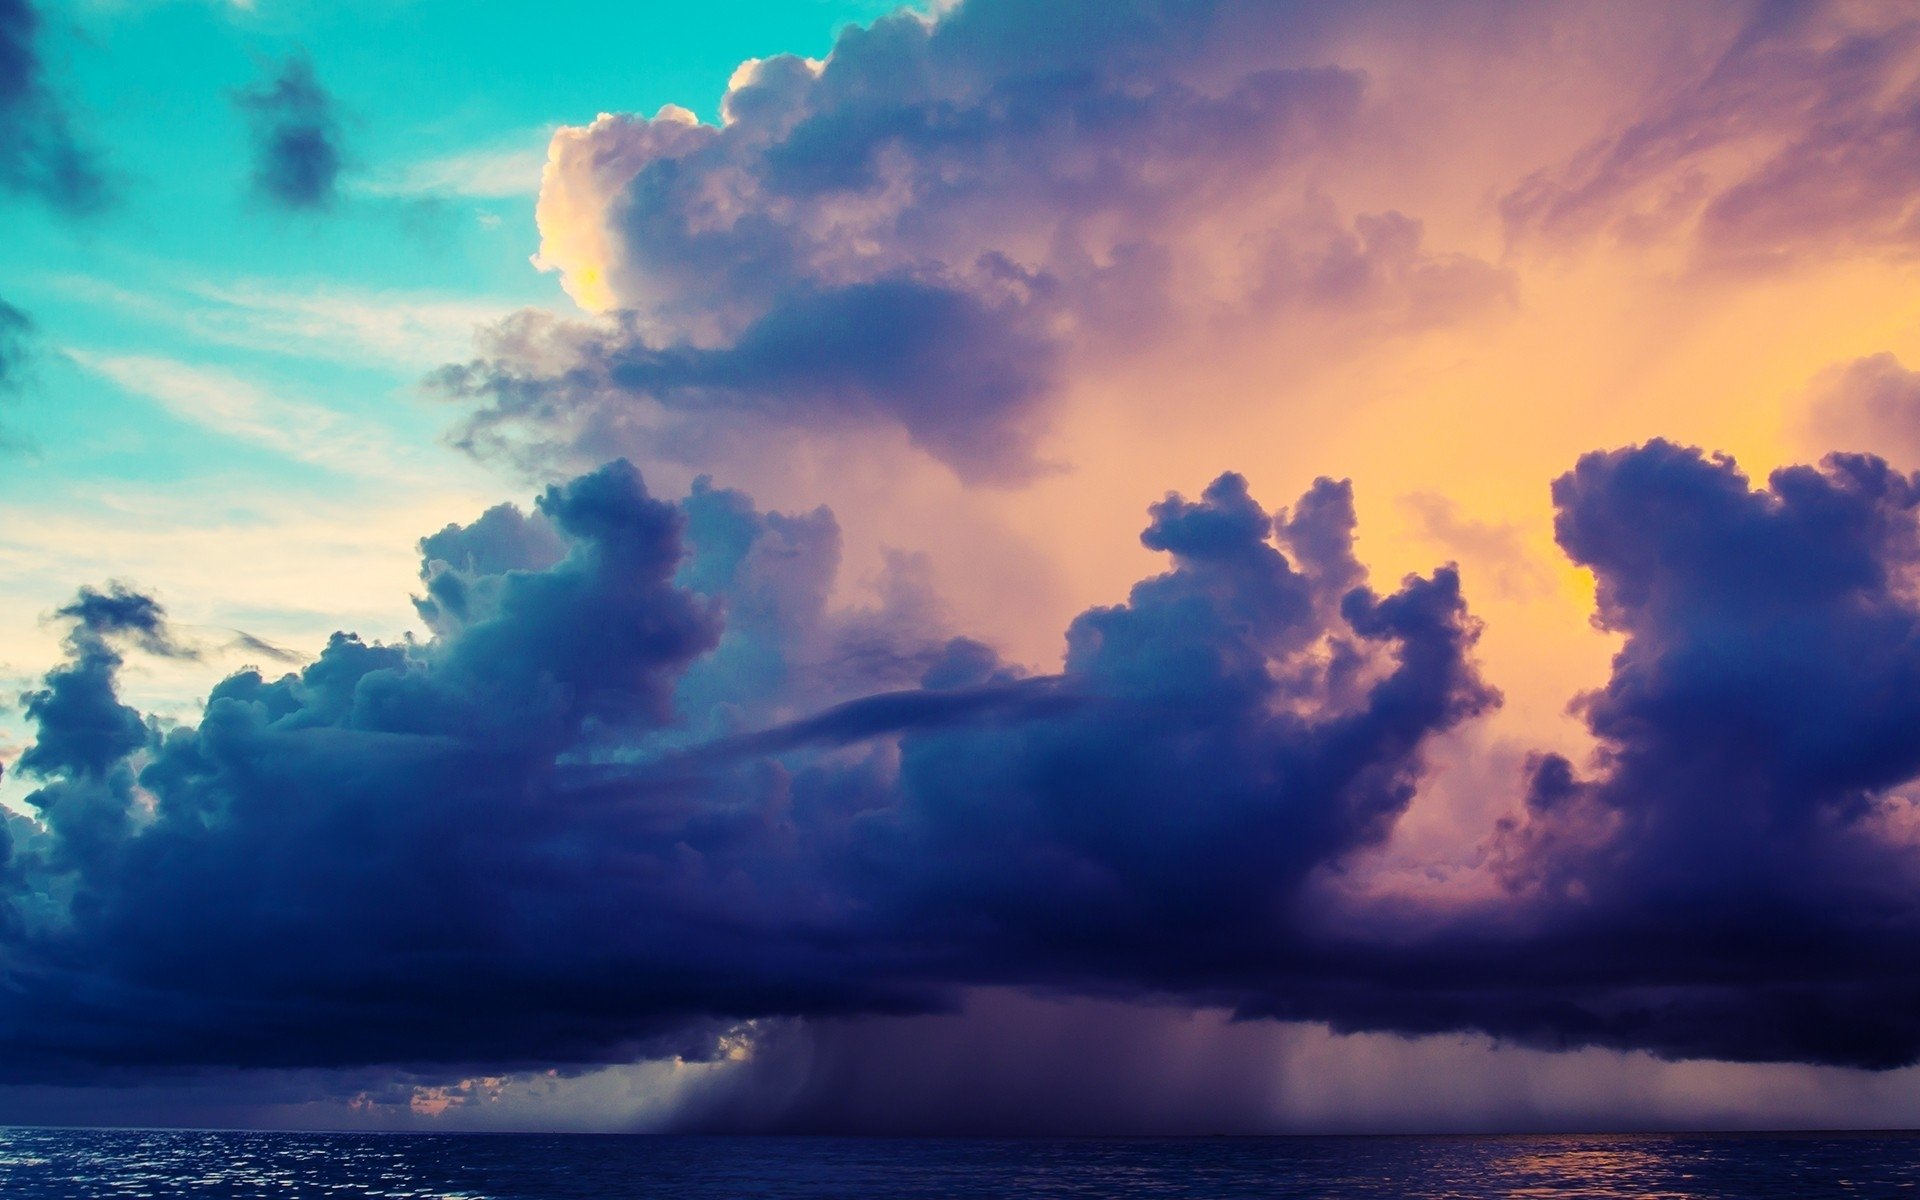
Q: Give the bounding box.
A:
[5,0,1920,1137]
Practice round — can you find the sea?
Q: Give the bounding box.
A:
[0,1127,1915,1198]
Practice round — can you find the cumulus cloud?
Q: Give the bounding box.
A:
[1093,444,1920,1075]
[857,473,1495,987]
[0,0,107,212]
[1459,442,1920,1068]
[10,440,1920,1109]
[0,459,1487,1079]
[233,53,345,211]
[435,0,1512,483]
[25,0,1920,1117]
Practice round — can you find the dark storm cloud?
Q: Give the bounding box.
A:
[858,474,1495,986]
[438,0,1510,482]
[0,0,107,212]
[1479,441,1920,1066]
[53,584,198,661]
[0,461,1486,1079]
[0,463,768,1074]
[13,441,1920,1103]
[11,586,180,874]
[1504,2,1920,270]
[655,675,1081,769]
[698,442,1920,1128]
[1199,442,1920,1073]
[233,54,345,211]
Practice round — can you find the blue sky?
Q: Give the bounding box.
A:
[0,0,899,752]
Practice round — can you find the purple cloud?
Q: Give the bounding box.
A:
[436,0,1511,483]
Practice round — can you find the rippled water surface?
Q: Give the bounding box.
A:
[0,1127,1915,1198]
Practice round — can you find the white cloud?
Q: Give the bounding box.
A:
[189,281,511,367]
[65,349,393,474]
[363,140,552,199]
[56,274,527,370]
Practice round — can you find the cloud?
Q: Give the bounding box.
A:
[434,0,1512,483]
[0,297,29,390]
[1075,445,1920,1076]
[855,473,1495,987]
[1503,3,1920,272]
[1801,352,1920,468]
[11,585,190,874]
[24,0,1920,1121]
[0,298,31,450]
[222,630,300,664]
[1474,442,1920,1067]
[436,278,1060,484]
[66,350,400,474]
[233,52,344,211]
[1401,493,1552,599]
[0,0,107,212]
[11,439,1920,1109]
[51,583,198,661]
[0,459,1488,1079]
[363,139,549,199]
[57,274,520,371]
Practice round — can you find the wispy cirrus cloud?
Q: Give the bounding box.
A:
[53,274,526,370]
[361,138,550,200]
[1502,4,1920,272]
[64,349,395,473]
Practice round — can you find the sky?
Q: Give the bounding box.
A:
[6,0,1920,1134]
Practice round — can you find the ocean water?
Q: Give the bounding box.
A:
[0,1127,1915,1198]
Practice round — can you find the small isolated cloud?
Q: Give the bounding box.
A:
[233,52,344,211]
[0,0,108,212]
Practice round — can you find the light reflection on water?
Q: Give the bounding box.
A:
[0,1127,1915,1198]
